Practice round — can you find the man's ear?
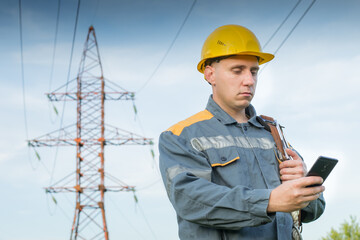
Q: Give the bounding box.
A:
[204,65,215,86]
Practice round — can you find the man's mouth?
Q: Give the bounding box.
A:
[239,92,253,97]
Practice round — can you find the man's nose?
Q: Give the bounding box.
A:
[243,70,255,86]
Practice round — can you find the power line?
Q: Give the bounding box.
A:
[262,0,302,50]
[49,0,62,93]
[18,0,39,171]
[136,178,161,191]
[107,196,147,240]
[48,0,62,124]
[18,0,28,140]
[49,0,81,186]
[127,102,159,174]
[273,0,316,56]
[136,0,197,93]
[136,202,158,240]
[127,0,198,176]
[260,0,317,74]
[45,192,73,220]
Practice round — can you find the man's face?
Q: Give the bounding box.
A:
[204,55,259,115]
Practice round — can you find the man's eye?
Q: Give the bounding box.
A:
[233,69,242,74]
[251,71,258,76]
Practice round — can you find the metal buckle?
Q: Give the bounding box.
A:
[261,118,276,126]
[274,119,292,161]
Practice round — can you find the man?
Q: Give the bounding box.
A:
[159,24,325,240]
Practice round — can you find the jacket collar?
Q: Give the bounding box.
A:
[205,95,264,129]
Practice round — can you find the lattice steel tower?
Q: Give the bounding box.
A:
[28,26,153,239]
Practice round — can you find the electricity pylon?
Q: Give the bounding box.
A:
[28,26,153,240]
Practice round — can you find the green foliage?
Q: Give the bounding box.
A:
[321,216,360,240]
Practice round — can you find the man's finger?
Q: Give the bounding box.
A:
[300,176,324,188]
[285,148,301,160]
[279,159,303,169]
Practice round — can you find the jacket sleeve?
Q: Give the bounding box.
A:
[291,149,326,222]
[158,130,275,230]
[301,193,325,223]
[295,152,326,223]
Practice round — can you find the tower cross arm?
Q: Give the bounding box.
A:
[45,185,135,193]
[46,91,135,102]
[104,124,154,146]
[28,124,77,147]
[46,77,135,102]
[28,124,154,147]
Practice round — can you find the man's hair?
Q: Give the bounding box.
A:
[204,55,260,68]
[204,55,234,68]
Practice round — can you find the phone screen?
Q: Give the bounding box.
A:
[306,156,338,187]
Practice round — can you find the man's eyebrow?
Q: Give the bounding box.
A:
[230,65,259,71]
[230,65,246,70]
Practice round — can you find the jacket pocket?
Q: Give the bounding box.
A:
[207,147,240,168]
[206,147,249,187]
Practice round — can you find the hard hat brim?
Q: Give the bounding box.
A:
[197,51,274,73]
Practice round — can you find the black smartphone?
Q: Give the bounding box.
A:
[306,156,338,187]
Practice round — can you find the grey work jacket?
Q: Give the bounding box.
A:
[159,96,325,240]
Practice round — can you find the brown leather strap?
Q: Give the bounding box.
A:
[260,115,286,162]
[260,115,302,228]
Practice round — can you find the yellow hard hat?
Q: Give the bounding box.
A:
[197,24,274,73]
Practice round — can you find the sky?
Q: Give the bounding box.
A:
[0,0,360,239]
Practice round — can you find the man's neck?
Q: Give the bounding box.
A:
[235,112,249,123]
[216,102,249,123]
[230,109,249,123]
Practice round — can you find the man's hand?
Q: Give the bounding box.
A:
[279,149,307,182]
[267,176,325,213]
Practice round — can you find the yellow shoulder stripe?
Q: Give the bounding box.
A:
[166,110,214,136]
[211,157,240,167]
